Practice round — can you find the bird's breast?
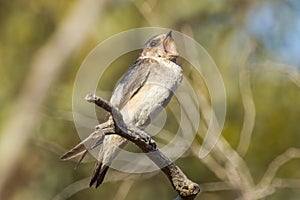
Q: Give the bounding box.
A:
[121,59,182,128]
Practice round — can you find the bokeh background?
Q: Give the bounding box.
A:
[0,0,300,200]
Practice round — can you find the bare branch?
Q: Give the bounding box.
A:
[85,94,200,200]
[252,62,300,88]
[259,148,300,187]
[199,182,234,192]
[272,178,300,189]
[237,60,256,156]
[113,179,136,200]
[53,172,159,200]
[191,147,228,181]
[193,78,255,191]
[85,93,112,113]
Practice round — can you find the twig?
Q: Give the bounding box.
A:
[199,181,234,192]
[236,38,256,157]
[113,179,136,200]
[53,172,159,200]
[85,94,200,200]
[259,148,300,187]
[191,147,228,181]
[85,93,112,113]
[272,178,300,188]
[252,62,300,88]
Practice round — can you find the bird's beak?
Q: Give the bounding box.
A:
[163,31,179,57]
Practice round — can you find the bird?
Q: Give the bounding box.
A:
[61,30,183,188]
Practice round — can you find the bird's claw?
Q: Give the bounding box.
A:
[145,136,157,149]
[95,124,101,130]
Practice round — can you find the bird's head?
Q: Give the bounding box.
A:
[141,31,179,61]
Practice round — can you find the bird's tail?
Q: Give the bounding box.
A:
[89,135,128,187]
[60,141,88,161]
[89,161,109,188]
[60,123,107,166]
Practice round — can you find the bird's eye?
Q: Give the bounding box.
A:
[150,41,157,47]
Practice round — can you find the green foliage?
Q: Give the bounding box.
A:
[1,0,299,199]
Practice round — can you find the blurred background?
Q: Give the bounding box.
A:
[0,0,300,199]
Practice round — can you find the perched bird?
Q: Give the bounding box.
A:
[61,31,183,188]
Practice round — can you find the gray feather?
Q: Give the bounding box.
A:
[110,59,154,109]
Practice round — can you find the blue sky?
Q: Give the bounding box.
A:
[246,0,300,67]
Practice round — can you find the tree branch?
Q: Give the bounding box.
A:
[85,94,200,200]
[259,148,300,187]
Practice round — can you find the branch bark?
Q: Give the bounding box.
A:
[85,94,200,200]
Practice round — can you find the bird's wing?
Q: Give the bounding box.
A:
[110,58,157,109]
[60,59,155,166]
[60,129,104,159]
